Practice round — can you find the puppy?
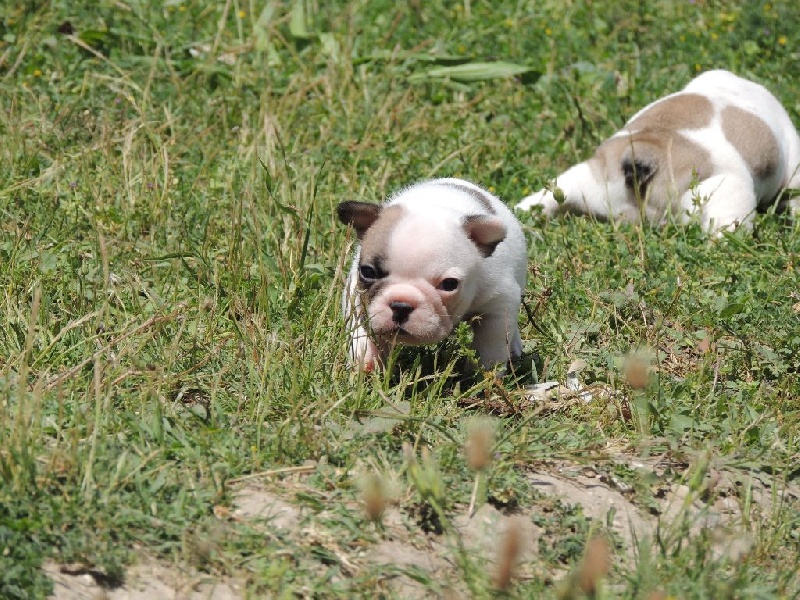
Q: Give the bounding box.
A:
[516,70,800,231]
[337,178,527,371]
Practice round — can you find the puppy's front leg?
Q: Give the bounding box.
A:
[517,162,618,220]
[343,265,386,371]
[684,174,757,232]
[516,187,562,215]
[349,324,385,372]
[470,310,523,368]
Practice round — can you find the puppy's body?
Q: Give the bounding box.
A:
[517,70,800,231]
[338,178,527,371]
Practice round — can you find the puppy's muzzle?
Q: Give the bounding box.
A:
[390,301,414,325]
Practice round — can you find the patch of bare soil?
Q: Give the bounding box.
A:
[527,454,799,564]
[45,560,243,600]
[46,458,799,598]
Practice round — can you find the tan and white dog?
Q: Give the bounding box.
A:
[516,70,800,231]
[337,178,527,371]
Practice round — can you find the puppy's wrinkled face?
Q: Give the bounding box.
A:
[338,201,506,346]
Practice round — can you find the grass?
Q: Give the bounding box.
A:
[1,0,799,597]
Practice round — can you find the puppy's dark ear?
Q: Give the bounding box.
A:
[337,202,382,239]
[463,215,507,257]
[621,157,657,202]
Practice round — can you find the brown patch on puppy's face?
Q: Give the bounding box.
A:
[358,205,406,259]
[356,204,407,304]
[722,106,780,180]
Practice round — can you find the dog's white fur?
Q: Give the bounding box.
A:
[337,178,527,371]
[516,70,800,231]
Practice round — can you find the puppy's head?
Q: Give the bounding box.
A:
[338,201,506,345]
[596,131,713,220]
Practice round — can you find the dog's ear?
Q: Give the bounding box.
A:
[463,215,507,257]
[621,157,657,202]
[337,202,382,239]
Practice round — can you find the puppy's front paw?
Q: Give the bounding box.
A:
[350,331,384,372]
[360,339,383,372]
[516,189,560,215]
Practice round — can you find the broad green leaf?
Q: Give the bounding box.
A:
[719,302,745,320]
[254,2,282,65]
[409,61,538,83]
[289,0,313,40]
[78,29,112,49]
[254,1,277,51]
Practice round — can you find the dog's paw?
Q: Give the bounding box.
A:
[516,189,560,215]
[352,336,384,372]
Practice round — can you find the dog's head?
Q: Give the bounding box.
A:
[337,201,507,345]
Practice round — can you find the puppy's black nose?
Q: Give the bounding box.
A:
[390,301,414,324]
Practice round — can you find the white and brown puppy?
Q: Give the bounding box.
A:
[337,178,527,371]
[516,70,800,231]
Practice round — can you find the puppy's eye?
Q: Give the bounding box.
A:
[438,278,459,292]
[359,264,378,282]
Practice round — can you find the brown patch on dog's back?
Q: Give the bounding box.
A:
[722,106,780,180]
[627,93,714,132]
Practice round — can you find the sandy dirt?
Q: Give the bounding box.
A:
[46,450,797,598]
